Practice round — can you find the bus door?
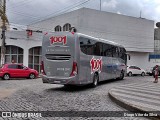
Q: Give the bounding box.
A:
[79,37,90,83]
[42,33,76,78]
[103,44,112,80]
[112,58,119,78]
[111,46,119,78]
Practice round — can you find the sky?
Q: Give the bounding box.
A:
[6,0,160,29]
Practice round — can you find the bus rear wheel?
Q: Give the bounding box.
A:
[92,73,99,87]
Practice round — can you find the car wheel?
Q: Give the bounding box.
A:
[29,73,35,79]
[141,72,145,76]
[128,72,132,77]
[92,73,99,87]
[3,74,10,80]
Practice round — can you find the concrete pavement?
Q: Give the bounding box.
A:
[109,80,160,119]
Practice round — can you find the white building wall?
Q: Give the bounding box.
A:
[0,31,42,66]
[150,59,160,66]
[77,8,154,53]
[127,52,150,70]
[154,40,160,52]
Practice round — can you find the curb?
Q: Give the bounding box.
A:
[108,89,160,120]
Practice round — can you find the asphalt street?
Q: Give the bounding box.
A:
[0,76,155,120]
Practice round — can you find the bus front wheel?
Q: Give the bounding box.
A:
[119,71,124,80]
[92,73,99,87]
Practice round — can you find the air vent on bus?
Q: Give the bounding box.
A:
[45,54,71,60]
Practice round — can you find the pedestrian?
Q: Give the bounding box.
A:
[154,65,159,83]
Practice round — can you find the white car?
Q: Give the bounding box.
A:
[127,65,145,76]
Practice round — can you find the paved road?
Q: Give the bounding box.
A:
[0,76,154,120]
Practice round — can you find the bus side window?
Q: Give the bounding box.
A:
[112,46,119,57]
[79,37,96,55]
[93,42,103,56]
[87,39,94,55]
[119,47,127,61]
[103,44,112,57]
[80,37,88,54]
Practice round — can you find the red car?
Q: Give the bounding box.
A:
[0,63,39,80]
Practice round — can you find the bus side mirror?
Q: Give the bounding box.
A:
[128,55,130,60]
[126,53,130,60]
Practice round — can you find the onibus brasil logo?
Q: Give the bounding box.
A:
[50,36,67,45]
[90,57,102,74]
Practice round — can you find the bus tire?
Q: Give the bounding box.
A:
[92,73,99,87]
[119,71,124,80]
[64,85,73,88]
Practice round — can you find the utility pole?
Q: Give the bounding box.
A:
[140,10,142,18]
[0,0,8,65]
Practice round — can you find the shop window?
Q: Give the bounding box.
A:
[28,47,42,73]
[4,46,23,64]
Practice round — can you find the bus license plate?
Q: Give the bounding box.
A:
[54,81,61,84]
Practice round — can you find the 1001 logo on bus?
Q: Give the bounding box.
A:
[50,36,67,45]
[90,57,102,74]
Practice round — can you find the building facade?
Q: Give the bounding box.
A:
[0,8,155,72]
[149,28,160,66]
[0,30,42,72]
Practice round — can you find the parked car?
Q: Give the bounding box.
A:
[146,67,153,76]
[0,63,39,80]
[152,65,160,77]
[127,65,145,76]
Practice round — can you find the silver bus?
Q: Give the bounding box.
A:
[41,32,127,87]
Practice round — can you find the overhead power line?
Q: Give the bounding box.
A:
[7,9,39,19]
[29,0,91,25]
[7,0,91,25]
[9,0,33,8]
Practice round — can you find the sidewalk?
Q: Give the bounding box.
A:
[109,81,160,119]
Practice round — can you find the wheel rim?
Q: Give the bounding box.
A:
[142,73,145,76]
[4,74,9,80]
[30,74,35,79]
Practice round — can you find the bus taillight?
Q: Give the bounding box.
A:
[70,62,78,77]
[41,61,46,75]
